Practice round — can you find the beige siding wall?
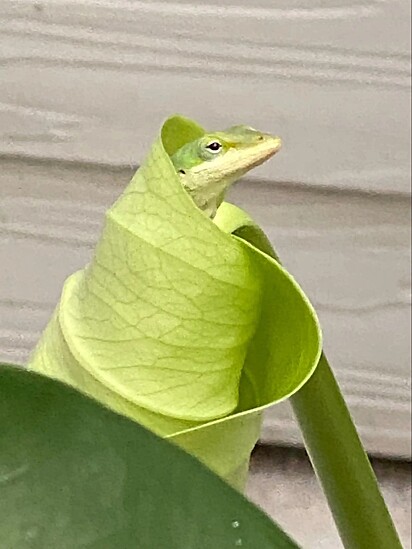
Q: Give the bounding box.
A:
[1,0,410,457]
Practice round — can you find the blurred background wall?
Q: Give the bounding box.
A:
[1,0,411,458]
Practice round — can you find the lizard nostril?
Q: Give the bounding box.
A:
[179,169,186,175]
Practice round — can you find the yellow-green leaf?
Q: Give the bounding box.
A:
[28,115,322,490]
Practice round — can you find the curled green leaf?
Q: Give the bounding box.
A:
[28,115,322,489]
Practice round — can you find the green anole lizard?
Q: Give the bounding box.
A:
[170,125,282,218]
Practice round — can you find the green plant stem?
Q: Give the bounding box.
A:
[291,353,403,549]
[239,228,403,548]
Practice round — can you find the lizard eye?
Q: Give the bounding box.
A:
[206,141,222,153]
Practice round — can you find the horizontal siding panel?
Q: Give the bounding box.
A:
[0,0,410,193]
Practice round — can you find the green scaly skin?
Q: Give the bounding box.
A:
[170,125,282,218]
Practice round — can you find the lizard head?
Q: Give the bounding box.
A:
[170,125,282,217]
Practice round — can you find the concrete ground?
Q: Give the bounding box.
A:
[247,446,411,549]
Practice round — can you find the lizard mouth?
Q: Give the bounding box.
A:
[230,135,282,175]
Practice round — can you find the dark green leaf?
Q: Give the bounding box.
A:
[0,364,300,549]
